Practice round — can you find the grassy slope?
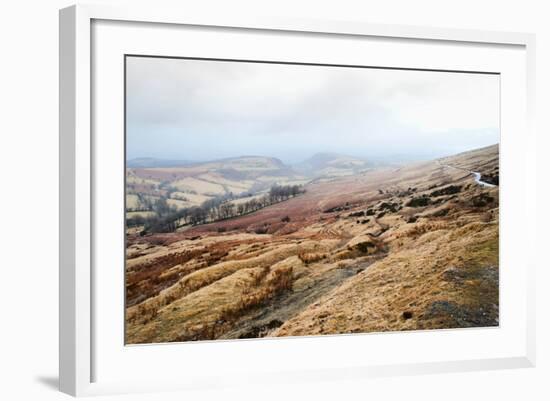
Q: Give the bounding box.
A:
[125,145,500,343]
[273,221,498,336]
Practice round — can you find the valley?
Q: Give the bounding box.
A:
[125,144,499,344]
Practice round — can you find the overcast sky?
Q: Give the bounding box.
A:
[126,56,499,164]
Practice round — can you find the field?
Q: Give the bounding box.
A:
[125,145,499,344]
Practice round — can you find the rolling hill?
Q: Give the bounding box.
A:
[294,152,372,178]
[126,153,375,213]
[126,156,310,211]
[125,144,499,343]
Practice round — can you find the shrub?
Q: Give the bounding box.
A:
[471,193,494,208]
[349,210,365,217]
[481,174,499,185]
[429,185,462,197]
[406,197,430,207]
[378,202,398,213]
[355,241,376,253]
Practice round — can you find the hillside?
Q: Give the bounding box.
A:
[127,157,195,168]
[126,156,309,212]
[295,152,371,178]
[125,144,499,343]
[125,153,374,214]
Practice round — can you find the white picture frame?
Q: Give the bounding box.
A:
[59,4,536,397]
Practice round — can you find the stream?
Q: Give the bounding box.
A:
[438,161,496,188]
[471,171,496,188]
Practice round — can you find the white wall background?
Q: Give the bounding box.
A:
[0,0,547,400]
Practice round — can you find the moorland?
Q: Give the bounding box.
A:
[125,144,499,344]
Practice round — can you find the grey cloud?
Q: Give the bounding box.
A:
[126,56,499,164]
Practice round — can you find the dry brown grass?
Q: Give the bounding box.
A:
[125,145,500,343]
[220,265,293,321]
[126,257,298,343]
[126,248,205,306]
[126,240,338,326]
[273,220,498,337]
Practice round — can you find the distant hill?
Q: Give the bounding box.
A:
[294,152,372,177]
[126,153,375,210]
[126,155,309,210]
[198,155,288,174]
[127,157,196,168]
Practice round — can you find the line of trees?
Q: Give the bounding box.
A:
[127,184,305,234]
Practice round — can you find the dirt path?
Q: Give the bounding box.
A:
[219,258,381,339]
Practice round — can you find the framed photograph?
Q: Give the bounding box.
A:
[59,4,536,396]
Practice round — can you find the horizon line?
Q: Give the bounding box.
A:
[126,143,499,164]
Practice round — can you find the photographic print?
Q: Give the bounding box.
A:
[125,56,499,344]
